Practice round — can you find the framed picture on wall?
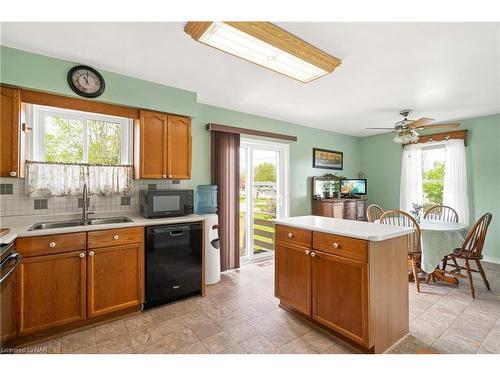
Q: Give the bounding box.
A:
[312,148,343,170]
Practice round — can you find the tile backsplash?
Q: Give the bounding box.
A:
[0,177,191,217]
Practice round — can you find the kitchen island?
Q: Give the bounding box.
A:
[273,215,414,354]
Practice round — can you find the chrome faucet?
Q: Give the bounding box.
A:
[82,183,94,223]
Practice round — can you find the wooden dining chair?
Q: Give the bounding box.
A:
[424,205,459,223]
[380,210,422,292]
[367,204,385,223]
[443,213,493,298]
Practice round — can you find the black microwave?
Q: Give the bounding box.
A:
[140,189,194,218]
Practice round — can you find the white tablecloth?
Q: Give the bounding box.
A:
[419,219,468,273]
[375,219,469,273]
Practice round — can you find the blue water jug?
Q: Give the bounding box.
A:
[196,185,218,214]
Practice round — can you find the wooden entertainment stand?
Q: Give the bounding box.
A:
[312,198,366,221]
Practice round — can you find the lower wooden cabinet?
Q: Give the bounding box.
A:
[311,251,368,346]
[87,243,144,318]
[16,228,144,338]
[18,251,86,336]
[275,242,311,315]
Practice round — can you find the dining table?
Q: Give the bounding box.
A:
[376,218,469,284]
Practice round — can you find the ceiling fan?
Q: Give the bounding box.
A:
[366,109,461,144]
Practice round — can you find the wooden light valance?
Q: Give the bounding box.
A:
[415,130,468,146]
[20,88,140,119]
[206,123,297,142]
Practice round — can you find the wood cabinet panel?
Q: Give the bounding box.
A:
[311,251,368,346]
[139,110,167,178]
[0,86,20,177]
[167,115,191,179]
[87,227,143,249]
[275,241,311,315]
[87,243,144,318]
[275,225,312,248]
[18,251,86,336]
[313,232,368,262]
[16,233,87,257]
[1,258,18,343]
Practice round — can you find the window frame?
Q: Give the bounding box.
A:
[421,143,446,207]
[27,104,133,165]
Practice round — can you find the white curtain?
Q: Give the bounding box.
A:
[443,139,469,224]
[399,143,423,213]
[26,161,133,197]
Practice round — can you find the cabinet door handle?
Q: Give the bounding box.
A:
[305,250,310,255]
[287,232,293,238]
[162,174,167,178]
[49,242,56,248]
[9,171,17,177]
[168,174,173,178]
[310,252,316,257]
[113,235,119,240]
[332,242,340,249]
[89,251,95,256]
[79,253,85,258]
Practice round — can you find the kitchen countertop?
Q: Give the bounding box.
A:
[274,215,414,241]
[0,211,216,238]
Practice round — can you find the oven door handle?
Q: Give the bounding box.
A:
[0,252,21,285]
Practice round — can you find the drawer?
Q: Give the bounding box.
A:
[88,227,143,248]
[313,232,368,262]
[275,225,312,248]
[16,233,87,257]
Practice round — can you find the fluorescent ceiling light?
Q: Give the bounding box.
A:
[185,22,341,83]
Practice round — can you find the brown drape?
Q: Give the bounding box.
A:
[211,130,240,271]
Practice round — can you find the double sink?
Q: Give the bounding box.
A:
[28,216,133,231]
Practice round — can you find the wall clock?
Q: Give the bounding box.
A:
[67,65,105,98]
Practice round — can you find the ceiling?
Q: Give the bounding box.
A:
[1,22,499,136]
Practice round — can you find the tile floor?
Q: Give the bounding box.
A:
[20,258,500,354]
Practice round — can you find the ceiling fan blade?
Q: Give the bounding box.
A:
[365,127,396,130]
[408,118,435,128]
[415,123,461,130]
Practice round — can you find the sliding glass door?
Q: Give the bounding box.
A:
[240,138,289,262]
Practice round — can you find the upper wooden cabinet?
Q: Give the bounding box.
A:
[137,110,192,179]
[0,86,22,177]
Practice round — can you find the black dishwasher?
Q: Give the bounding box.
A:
[144,222,203,310]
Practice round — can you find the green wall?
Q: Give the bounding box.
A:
[361,114,500,261]
[0,46,361,216]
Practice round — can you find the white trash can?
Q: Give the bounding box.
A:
[204,214,221,285]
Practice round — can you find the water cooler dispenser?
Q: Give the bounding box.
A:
[197,185,221,285]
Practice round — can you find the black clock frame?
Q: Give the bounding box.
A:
[67,65,105,98]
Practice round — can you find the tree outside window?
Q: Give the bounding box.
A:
[422,146,445,210]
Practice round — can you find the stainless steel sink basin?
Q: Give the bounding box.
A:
[88,217,133,225]
[28,216,133,231]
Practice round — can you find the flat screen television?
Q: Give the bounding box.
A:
[340,179,367,196]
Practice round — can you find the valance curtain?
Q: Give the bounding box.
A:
[211,130,240,272]
[25,161,133,197]
[443,139,469,224]
[399,143,423,213]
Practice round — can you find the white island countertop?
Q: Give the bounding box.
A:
[274,215,414,241]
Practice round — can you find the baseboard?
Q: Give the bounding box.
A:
[483,256,500,265]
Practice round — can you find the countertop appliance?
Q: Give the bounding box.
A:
[1,240,21,349]
[140,189,194,218]
[204,215,221,285]
[144,222,202,309]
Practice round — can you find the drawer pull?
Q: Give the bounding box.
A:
[89,251,95,256]
[305,250,310,255]
[79,252,85,258]
[9,171,17,177]
[287,232,294,238]
[332,242,340,249]
[310,252,316,257]
[49,242,56,248]
[113,235,119,240]
[162,174,167,178]
[168,174,173,178]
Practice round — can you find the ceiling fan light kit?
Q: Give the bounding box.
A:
[184,21,341,83]
[366,109,461,145]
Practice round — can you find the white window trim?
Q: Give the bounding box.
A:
[27,104,133,165]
